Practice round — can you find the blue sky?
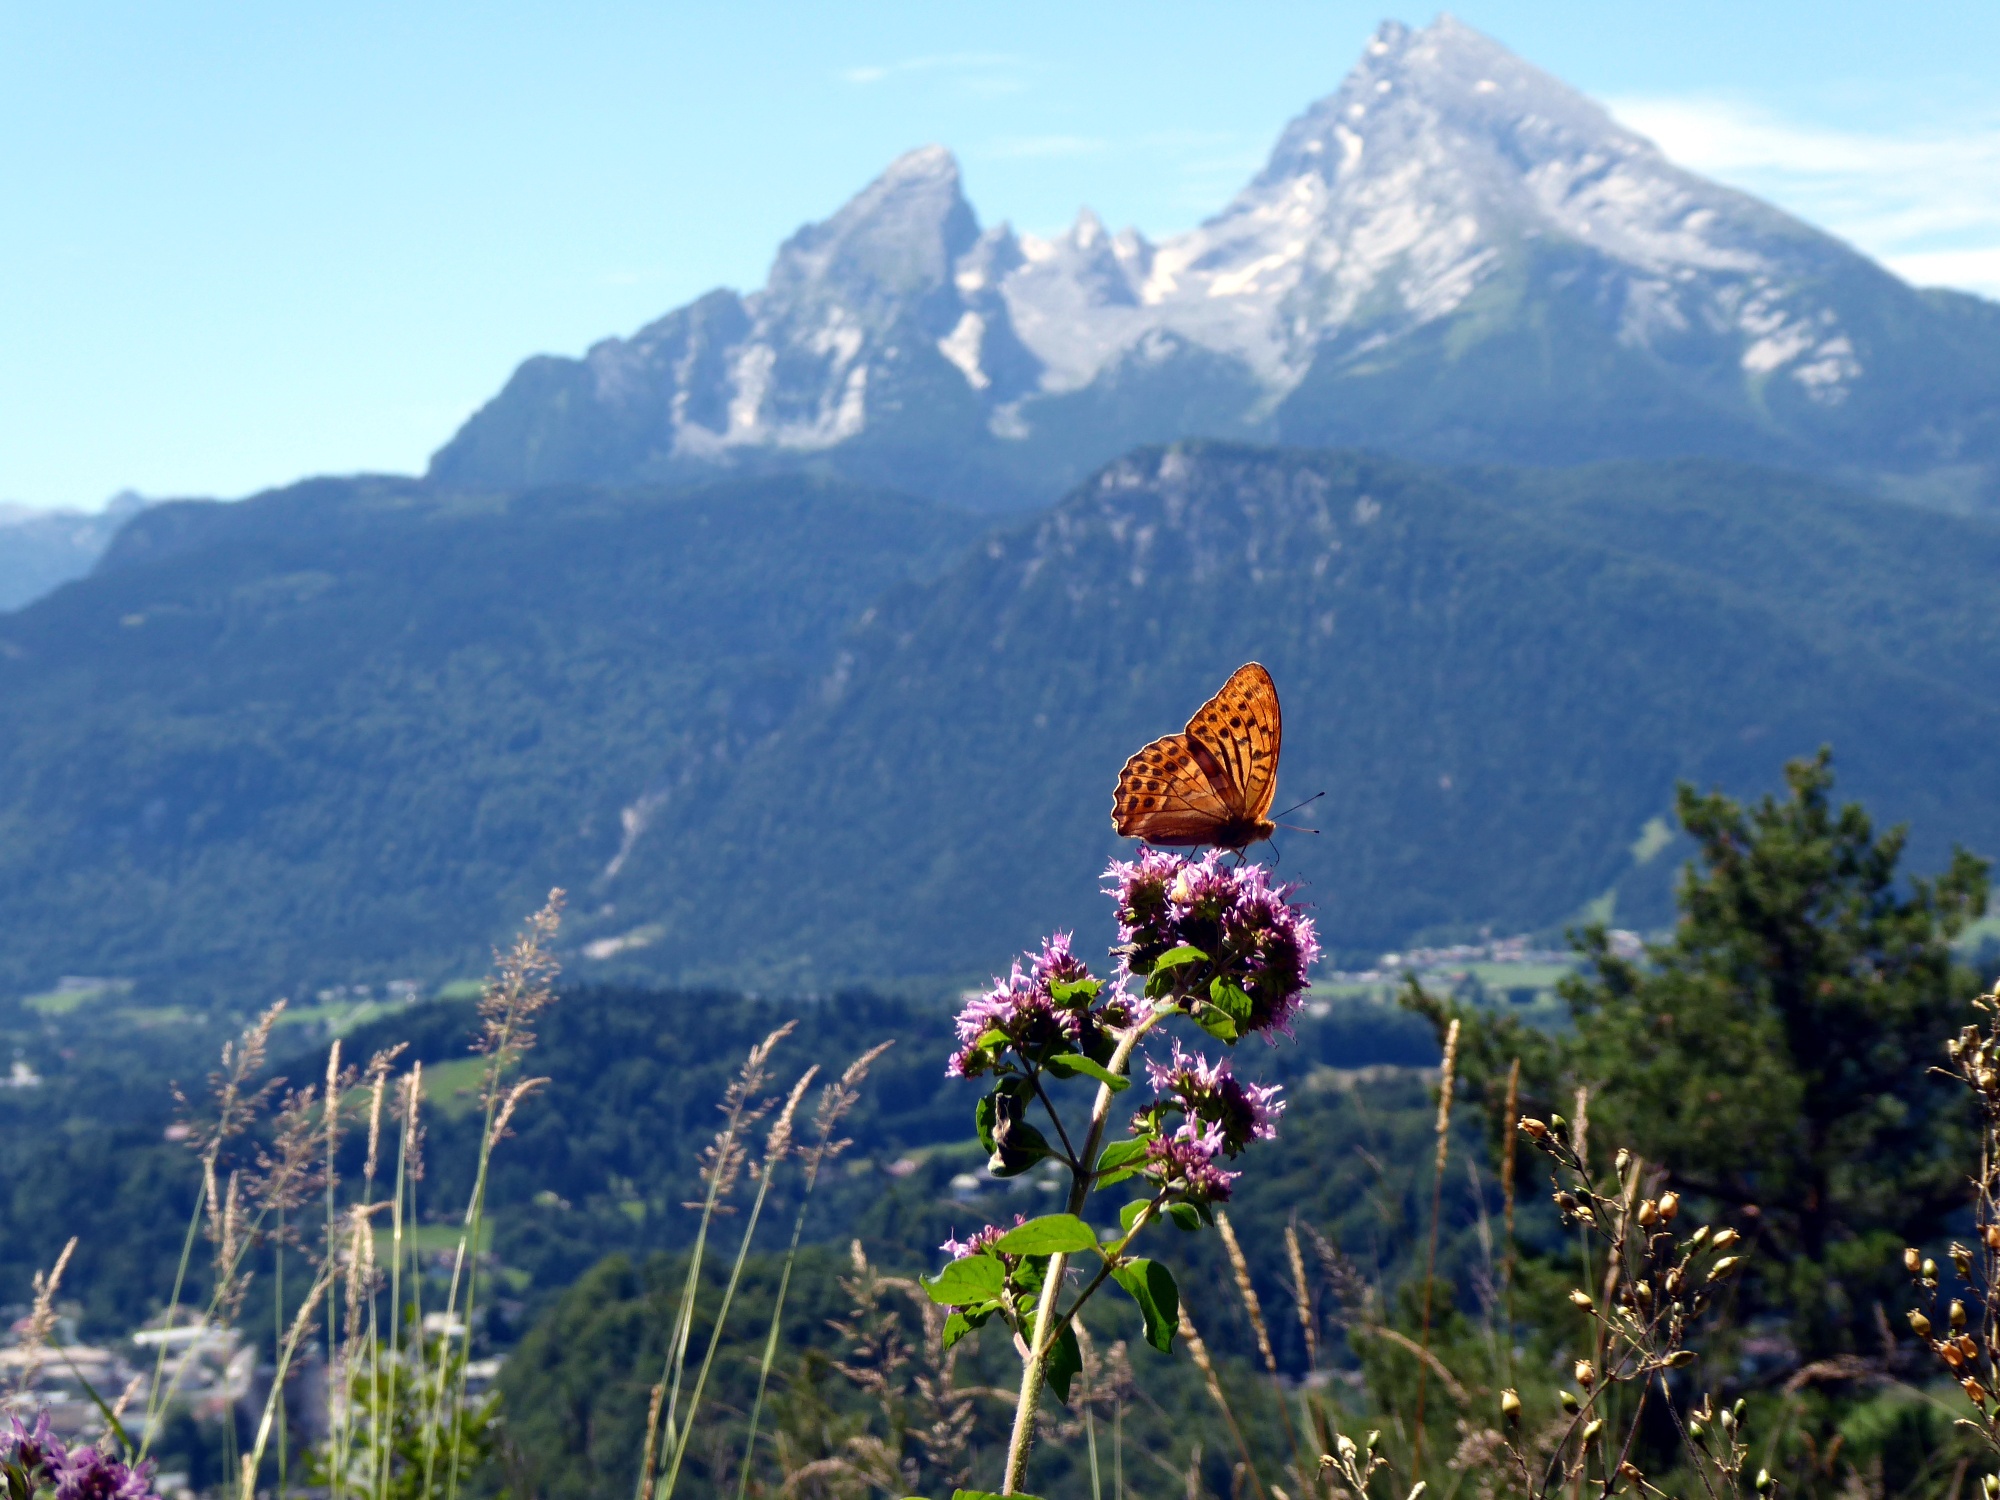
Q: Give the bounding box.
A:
[5,2,1999,511]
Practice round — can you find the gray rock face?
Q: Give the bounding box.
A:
[430,16,2000,511]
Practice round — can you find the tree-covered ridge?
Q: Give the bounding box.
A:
[1,448,1998,1001]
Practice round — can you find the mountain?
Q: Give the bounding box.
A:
[0,474,981,996]
[0,492,147,611]
[583,444,2000,983]
[3,445,1997,999]
[430,16,2000,514]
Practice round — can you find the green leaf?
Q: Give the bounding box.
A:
[1048,976,1101,1004]
[922,1254,1006,1306]
[1166,1202,1203,1231]
[1111,1258,1180,1353]
[975,1026,1010,1050]
[1119,1198,1153,1234]
[1152,945,1210,970]
[941,1305,995,1349]
[955,1490,1045,1500]
[995,1213,1099,1256]
[989,1119,1052,1177]
[975,1092,999,1154]
[1096,1136,1150,1188]
[1194,1006,1241,1043]
[1210,976,1253,1017]
[1044,1321,1084,1405]
[1049,1053,1130,1092]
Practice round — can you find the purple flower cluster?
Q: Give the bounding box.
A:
[947,933,1129,1079]
[1144,1040,1285,1155]
[939,1214,1027,1260]
[1145,1121,1240,1203]
[1105,850,1319,1035]
[0,1416,159,1500]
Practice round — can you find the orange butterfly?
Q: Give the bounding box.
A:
[1111,662,1282,850]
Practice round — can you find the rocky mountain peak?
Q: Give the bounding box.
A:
[762,146,979,327]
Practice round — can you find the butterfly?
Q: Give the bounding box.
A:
[1111,662,1282,850]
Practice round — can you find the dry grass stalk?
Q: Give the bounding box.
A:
[1500,1057,1521,1348]
[1285,1219,1318,1369]
[474,889,565,1106]
[1216,1209,1277,1375]
[1413,1016,1461,1476]
[13,1236,78,1394]
[1177,1302,1266,1500]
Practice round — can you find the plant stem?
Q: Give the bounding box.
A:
[1001,1008,1164,1495]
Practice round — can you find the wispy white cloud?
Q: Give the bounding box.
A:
[838,53,1026,95]
[1609,95,2000,297]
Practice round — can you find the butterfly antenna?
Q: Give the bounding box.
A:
[1275,790,1325,821]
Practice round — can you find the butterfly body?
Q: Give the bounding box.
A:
[1111,662,1282,850]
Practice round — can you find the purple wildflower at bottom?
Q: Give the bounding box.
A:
[52,1447,159,1500]
[0,1413,59,1476]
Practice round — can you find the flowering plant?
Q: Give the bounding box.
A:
[0,1414,162,1500]
[924,849,1317,1495]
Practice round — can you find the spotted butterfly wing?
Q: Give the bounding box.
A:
[1111,662,1282,849]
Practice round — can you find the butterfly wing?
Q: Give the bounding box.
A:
[1112,732,1237,845]
[1182,661,1282,821]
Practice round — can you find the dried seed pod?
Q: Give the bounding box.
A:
[1967,1376,1990,1407]
[1942,1341,1967,1369]
[1986,1224,2000,1252]
[1571,1290,1596,1311]
[1637,1199,1659,1227]
[1955,1245,1976,1278]
[1954,1300,1970,1331]
[1910,1309,1934,1336]
[1665,1268,1685,1296]
[1925,1259,1941,1282]
[1667,1349,1697,1366]
[1657,1191,1679,1221]
[1906,1247,1925,1274]
[1708,1255,1743,1281]
[1615,1148,1631,1173]
[1574,1358,1596,1388]
[1690,1226,1710,1248]
[1500,1388,1522,1423]
[1520,1117,1549,1139]
[1711,1228,1740,1252]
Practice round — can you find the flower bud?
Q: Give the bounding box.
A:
[1337,1434,1358,1462]
[1708,1256,1743,1281]
[1955,1244,1975,1278]
[1615,1148,1631,1173]
[1367,1431,1380,1452]
[1986,1224,2000,1252]
[1560,1390,1580,1414]
[1910,1309,1933,1336]
[1667,1348,1697,1366]
[1982,1473,1998,1500]
[1582,1419,1604,1444]
[1711,1229,1740,1252]
[1690,1226,1710,1248]
[1967,1376,1990,1407]
[1925,1258,1940,1281]
[1574,1359,1596,1388]
[1953,1300,1969,1330]
[1689,1418,1706,1440]
[1658,1191,1679,1221]
[1549,1113,1568,1132]
[1637,1199,1659,1227]
[1906,1247,1924,1274]
[1520,1117,1548,1139]
[1755,1469,1772,1493]
[1733,1399,1746,1420]
[1719,1409,1736,1433]
[1635,1281,1655,1310]
[1571,1290,1595,1312]
[1501,1388,1522,1423]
